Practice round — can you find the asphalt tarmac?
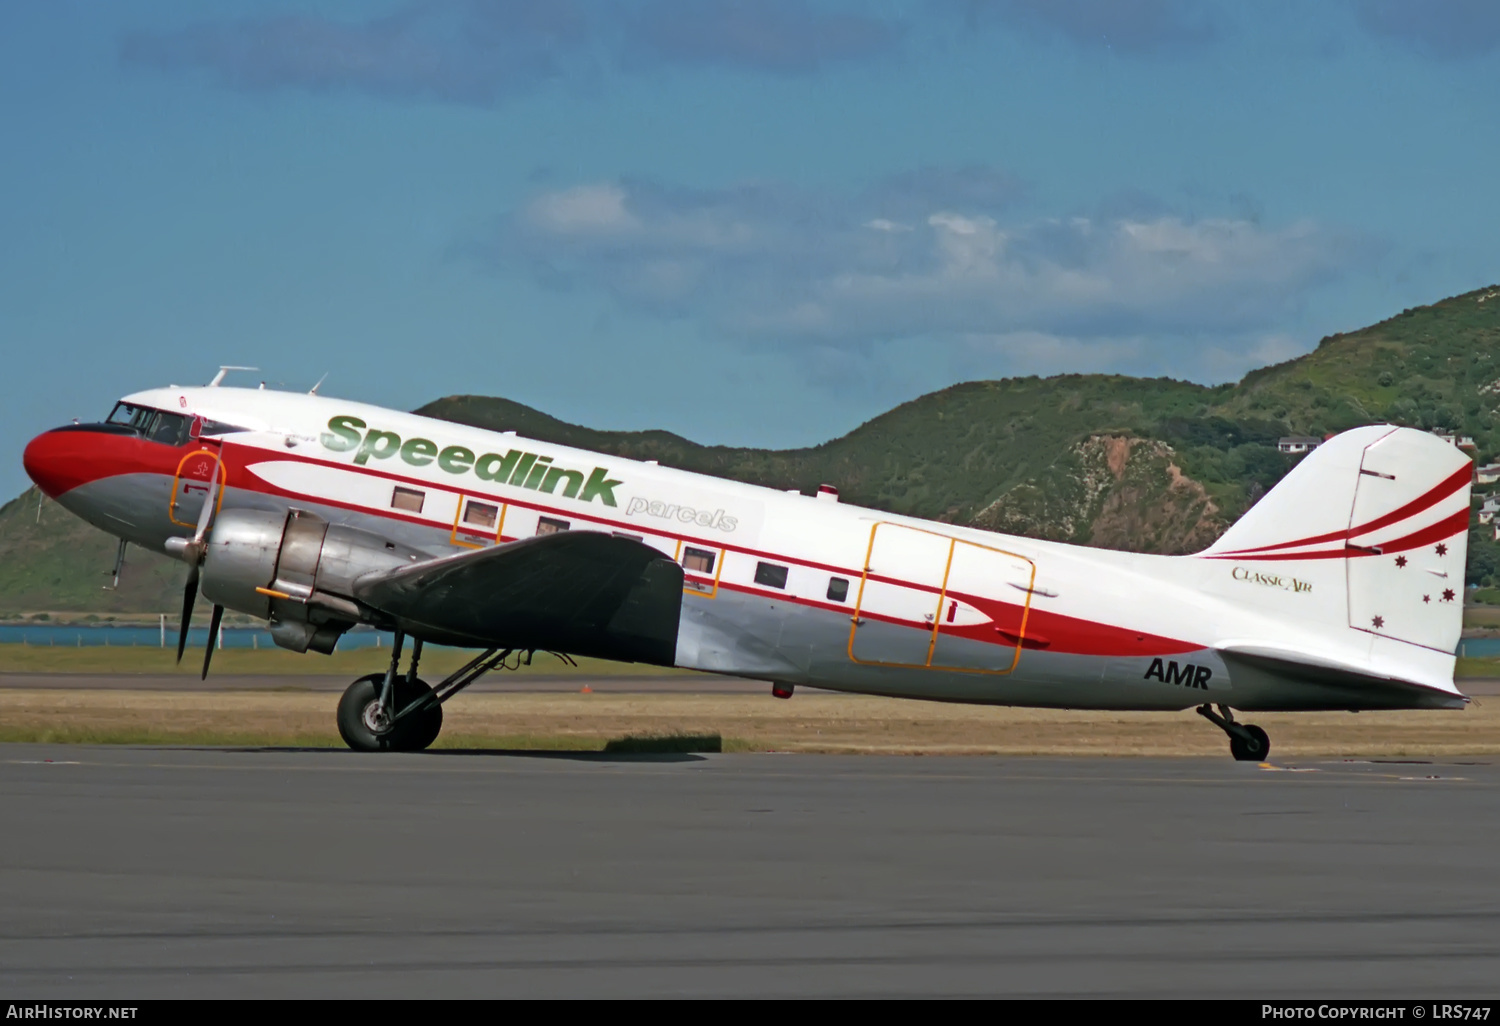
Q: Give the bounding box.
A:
[1,746,1497,998]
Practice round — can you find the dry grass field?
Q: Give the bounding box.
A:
[1,687,1497,758]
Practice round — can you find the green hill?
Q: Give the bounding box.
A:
[0,487,188,620]
[6,283,1500,617]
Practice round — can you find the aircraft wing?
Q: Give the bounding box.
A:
[351,531,683,666]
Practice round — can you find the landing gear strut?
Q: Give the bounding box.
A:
[336,633,515,752]
[1196,703,1271,762]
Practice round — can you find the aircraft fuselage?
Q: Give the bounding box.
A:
[22,386,1468,715]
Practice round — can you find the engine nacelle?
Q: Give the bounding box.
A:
[199,508,424,653]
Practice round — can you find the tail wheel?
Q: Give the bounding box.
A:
[1229,724,1270,762]
[337,673,444,752]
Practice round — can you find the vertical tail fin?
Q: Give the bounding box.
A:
[1202,425,1471,655]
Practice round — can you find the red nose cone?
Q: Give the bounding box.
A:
[23,429,94,499]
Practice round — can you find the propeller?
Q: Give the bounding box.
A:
[176,564,198,664]
[169,449,223,669]
[201,603,224,681]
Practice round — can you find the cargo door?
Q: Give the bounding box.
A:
[929,539,1037,673]
[849,523,1034,673]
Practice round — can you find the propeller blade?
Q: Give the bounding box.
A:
[192,451,223,545]
[176,565,199,665]
[201,604,224,681]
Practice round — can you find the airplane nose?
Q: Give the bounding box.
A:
[23,428,90,499]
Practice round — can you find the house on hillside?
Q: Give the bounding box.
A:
[1478,464,1500,485]
[1277,436,1322,454]
[1480,496,1500,525]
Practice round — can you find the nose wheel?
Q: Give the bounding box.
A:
[1196,703,1271,762]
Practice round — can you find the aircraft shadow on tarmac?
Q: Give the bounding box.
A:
[208,745,711,763]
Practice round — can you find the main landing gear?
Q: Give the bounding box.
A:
[336,632,517,752]
[1196,703,1271,762]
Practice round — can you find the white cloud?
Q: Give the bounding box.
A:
[479,171,1370,372]
[524,184,638,234]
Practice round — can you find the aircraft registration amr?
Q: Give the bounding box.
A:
[22,373,1474,760]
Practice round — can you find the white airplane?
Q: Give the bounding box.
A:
[22,373,1474,759]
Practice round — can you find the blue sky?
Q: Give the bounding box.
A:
[4,0,1500,499]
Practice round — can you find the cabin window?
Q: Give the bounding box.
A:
[462,500,499,529]
[391,486,425,514]
[536,516,570,536]
[827,577,849,603]
[682,546,717,574]
[755,561,789,589]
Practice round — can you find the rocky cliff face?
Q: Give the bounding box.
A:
[971,436,1226,555]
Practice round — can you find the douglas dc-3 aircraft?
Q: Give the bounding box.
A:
[22,372,1475,759]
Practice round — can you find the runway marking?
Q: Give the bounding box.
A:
[5,759,81,765]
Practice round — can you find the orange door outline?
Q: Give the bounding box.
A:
[847,521,1036,675]
[674,538,726,599]
[450,495,508,549]
[168,448,227,527]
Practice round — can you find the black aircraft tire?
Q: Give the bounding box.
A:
[337,674,443,753]
[397,680,444,752]
[1230,725,1271,762]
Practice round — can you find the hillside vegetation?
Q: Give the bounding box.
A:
[0,487,187,618]
[6,284,1500,616]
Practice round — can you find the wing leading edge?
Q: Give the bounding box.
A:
[353,531,684,666]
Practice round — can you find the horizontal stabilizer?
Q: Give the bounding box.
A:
[1217,644,1466,711]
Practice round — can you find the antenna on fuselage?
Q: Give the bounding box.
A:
[207,366,259,387]
[309,373,328,395]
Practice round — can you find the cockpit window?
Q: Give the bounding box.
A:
[148,412,191,446]
[107,403,156,430]
[104,403,191,446]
